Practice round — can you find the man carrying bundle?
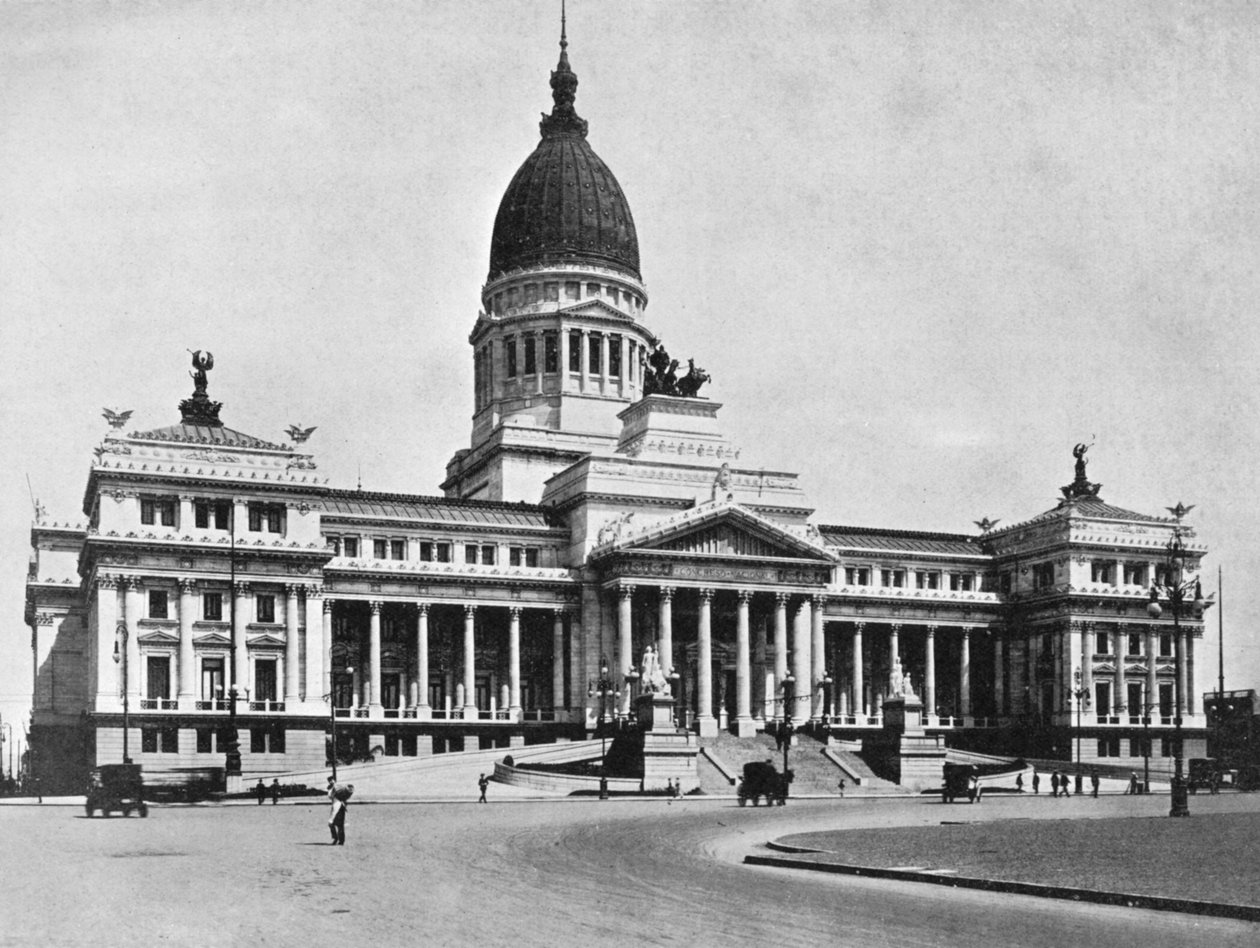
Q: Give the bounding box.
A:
[327,776,354,845]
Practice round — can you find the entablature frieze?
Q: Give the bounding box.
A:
[323,563,576,591]
[600,557,830,590]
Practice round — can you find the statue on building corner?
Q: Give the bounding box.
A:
[710,462,733,503]
[179,349,224,427]
[1060,438,1102,503]
[642,341,710,399]
[641,644,669,694]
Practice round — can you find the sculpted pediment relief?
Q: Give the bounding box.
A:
[609,505,834,564]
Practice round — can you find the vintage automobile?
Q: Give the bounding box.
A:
[85,764,148,818]
[738,760,791,806]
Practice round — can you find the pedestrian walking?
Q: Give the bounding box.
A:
[1126,772,1138,795]
[1050,772,1059,798]
[1061,773,1070,797]
[327,776,352,845]
[255,779,267,804]
[1016,773,1024,793]
[1032,771,1040,795]
[478,773,489,803]
[270,778,281,805]
[1090,772,1099,798]
[837,778,846,798]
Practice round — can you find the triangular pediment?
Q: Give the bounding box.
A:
[557,298,634,322]
[194,631,232,646]
[248,633,286,648]
[597,502,834,563]
[137,628,180,645]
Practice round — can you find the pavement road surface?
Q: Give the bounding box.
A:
[2,794,1255,947]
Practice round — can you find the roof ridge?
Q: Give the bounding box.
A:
[325,488,550,512]
[817,524,979,543]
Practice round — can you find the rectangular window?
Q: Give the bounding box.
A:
[465,544,478,565]
[255,660,277,702]
[196,728,215,754]
[569,330,581,371]
[251,728,266,754]
[998,571,1012,594]
[202,658,224,699]
[267,507,282,533]
[256,594,275,624]
[844,567,855,585]
[481,544,496,565]
[1097,736,1121,758]
[1091,560,1115,584]
[544,332,558,373]
[249,506,263,531]
[160,727,178,753]
[565,281,580,300]
[1159,682,1173,717]
[525,548,539,568]
[420,541,433,561]
[609,335,621,377]
[856,568,870,586]
[1154,564,1170,586]
[1128,633,1142,655]
[140,498,175,525]
[148,590,168,620]
[343,537,359,558]
[250,726,285,754]
[1123,562,1148,586]
[607,287,619,305]
[1094,681,1111,713]
[1129,737,1144,757]
[1095,631,1109,654]
[142,728,158,754]
[146,656,170,700]
[524,335,537,374]
[247,504,284,534]
[390,539,405,560]
[523,283,538,304]
[141,499,155,525]
[435,542,451,563]
[589,334,602,373]
[543,282,559,302]
[586,282,600,298]
[194,500,231,530]
[1160,737,1173,758]
[506,336,517,377]
[1159,633,1173,656]
[203,592,223,622]
[1031,563,1055,590]
[374,539,388,559]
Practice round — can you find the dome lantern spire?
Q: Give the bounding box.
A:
[541,0,588,139]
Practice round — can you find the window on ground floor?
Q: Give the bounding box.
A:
[196,728,217,753]
[1097,736,1121,758]
[250,726,285,754]
[142,726,178,754]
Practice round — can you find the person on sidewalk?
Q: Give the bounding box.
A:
[1032,770,1040,795]
[1090,772,1100,797]
[327,777,351,845]
[1061,773,1070,797]
[255,779,267,805]
[478,773,489,803]
[1050,772,1059,798]
[837,779,845,798]
[270,778,281,805]
[1016,773,1024,793]
[1126,772,1139,795]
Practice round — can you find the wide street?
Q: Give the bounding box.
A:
[1,792,1256,947]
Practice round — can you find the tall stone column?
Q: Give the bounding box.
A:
[94,576,119,707]
[322,599,334,702]
[753,607,767,720]
[658,587,674,685]
[697,588,715,734]
[925,625,937,717]
[852,622,864,718]
[792,598,811,726]
[369,601,383,714]
[773,593,788,721]
[1181,629,1193,715]
[232,581,250,698]
[734,591,753,735]
[123,578,142,702]
[993,631,1005,716]
[959,629,971,717]
[580,329,590,392]
[811,595,825,721]
[552,609,566,715]
[599,333,610,395]
[569,610,583,723]
[1080,622,1093,717]
[284,584,301,705]
[463,605,478,716]
[1067,622,1081,718]
[178,578,196,708]
[416,604,430,718]
[889,623,900,673]
[617,585,633,717]
[1114,623,1127,714]
[302,586,323,705]
[508,606,523,721]
[1145,624,1157,717]
[559,328,570,393]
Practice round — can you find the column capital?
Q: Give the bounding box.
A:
[659,585,675,602]
[509,606,522,619]
[417,602,430,617]
[94,573,119,591]
[233,581,251,597]
[737,590,753,604]
[617,583,634,601]
[698,587,715,602]
[888,622,902,633]
[323,598,335,615]
[775,591,789,606]
[853,621,865,634]
[811,593,827,607]
[925,624,937,636]
[369,600,383,614]
[123,575,143,591]
[284,583,302,598]
[177,577,197,594]
[305,584,324,600]
[552,606,567,618]
[464,603,477,618]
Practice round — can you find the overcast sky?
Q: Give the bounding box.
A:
[3,1,1258,744]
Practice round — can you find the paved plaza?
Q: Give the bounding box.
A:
[2,791,1258,947]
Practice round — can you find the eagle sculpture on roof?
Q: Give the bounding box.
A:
[101,408,133,430]
[286,425,317,444]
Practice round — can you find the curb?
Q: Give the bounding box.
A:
[743,851,1260,922]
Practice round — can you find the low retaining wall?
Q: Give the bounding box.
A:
[493,762,641,794]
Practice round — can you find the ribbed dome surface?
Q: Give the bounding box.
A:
[487,32,640,283]
[489,137,640,282]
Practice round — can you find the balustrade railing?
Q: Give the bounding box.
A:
[139,698,178,710]
[249,700,286,713]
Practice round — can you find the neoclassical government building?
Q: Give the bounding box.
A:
[25,25,1210,791]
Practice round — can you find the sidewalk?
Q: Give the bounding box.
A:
[751,803,1260,919]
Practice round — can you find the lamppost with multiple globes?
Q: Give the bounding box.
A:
[324,666,353,782]
[588,656,618,800]
[780,670,796,779]
[1145,507,1205,818]
[1069,668,1090,795]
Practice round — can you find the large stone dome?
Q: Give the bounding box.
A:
[487,34,640,283]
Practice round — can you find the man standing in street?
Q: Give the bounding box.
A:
[478,773,489,803]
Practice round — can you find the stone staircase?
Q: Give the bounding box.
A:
[697,732,866,796]
[825,748,901,793]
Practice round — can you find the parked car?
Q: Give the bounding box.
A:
[738,760,791,806]
[85,764,148,818]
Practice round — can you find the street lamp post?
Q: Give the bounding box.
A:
[1069,668,1089,794]
[324,666,353,782]
[1142,703,1154,795]
[588,656,618,800]
[1,721,10,782]
[112,623,131,764]
[1146,510,1205,818]
[781,671,795,782]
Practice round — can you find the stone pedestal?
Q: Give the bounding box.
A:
[636,693,699,792]
[880,693,947,792]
